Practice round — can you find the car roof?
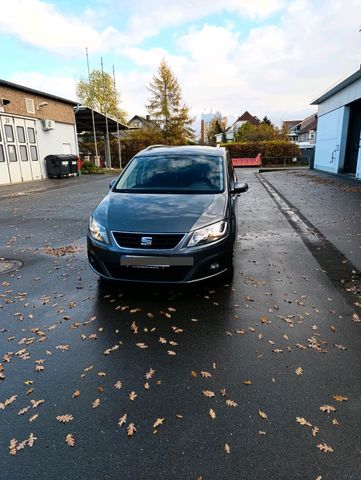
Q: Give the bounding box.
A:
[136,145,226,158]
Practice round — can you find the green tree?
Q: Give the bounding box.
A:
[261,116,273,127]
[146,59,194,144]
[206,112,223,145]
[234,122,280,142]
[77,69,127,122]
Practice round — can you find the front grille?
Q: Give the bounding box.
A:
[105,263,191,282]
[112,232,184,249]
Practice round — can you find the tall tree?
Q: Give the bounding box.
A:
[146,59,194,143]
[206,112,223,145]
[77,69,127,122]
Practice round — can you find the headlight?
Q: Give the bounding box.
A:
[89,216,110,244]
[187,220,227,247]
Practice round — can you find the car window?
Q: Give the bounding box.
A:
[114,155,224,193]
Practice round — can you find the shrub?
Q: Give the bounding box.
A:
[223,141,300,161]
[81,161,103,174]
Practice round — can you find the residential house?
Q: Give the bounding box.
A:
[215,111,261,143]
[128,115,156,129]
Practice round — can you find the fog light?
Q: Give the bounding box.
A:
[210,262,220,271]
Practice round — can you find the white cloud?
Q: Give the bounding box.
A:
[0,0,129,55]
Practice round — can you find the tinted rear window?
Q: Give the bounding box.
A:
[114,154,224,193]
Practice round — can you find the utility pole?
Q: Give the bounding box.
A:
[85,48,99,164]
[101,57,111,169]
[112,65,122,169]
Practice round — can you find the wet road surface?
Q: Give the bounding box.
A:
[1,171,360,479]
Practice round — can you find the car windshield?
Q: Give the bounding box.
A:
[114,154,224,194]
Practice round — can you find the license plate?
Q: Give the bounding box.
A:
[121,256,194,267]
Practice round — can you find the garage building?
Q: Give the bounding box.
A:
[312,67,361,179]
[0,79,78,185]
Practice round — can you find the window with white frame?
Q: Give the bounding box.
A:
[25,98,35,114]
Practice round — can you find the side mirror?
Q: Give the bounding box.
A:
[109,179,116,189]
[232,182,248,194]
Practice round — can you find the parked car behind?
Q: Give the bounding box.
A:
[87,145,248,284]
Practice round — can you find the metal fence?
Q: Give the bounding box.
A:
[261,156,312,169]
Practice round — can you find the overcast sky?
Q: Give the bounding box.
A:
[1,0,361,127]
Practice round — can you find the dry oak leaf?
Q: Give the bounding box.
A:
[153,418,165,428]
[65,433,75,447]
[224,443,231,454]
[225,400,238,407]
[203,390,215,398]
[145,368,155,380]
[118,414,127,427]
[9,439,17,455]
[136,343,148,349]
[127,422,137,437]
[258,410,268,420]
[317,443,334,453]
[0,394,18,409]
[312,426,320,437]
[191,370,197,378]
[27,433,37,447]
[114,380,123,389]
[200,371,212,378]
[320,405,336,414]
[242,380,252,385]
[92,399,100,409]
[333,394,348,402]
[72,390,81,398]
[29,414,38,423]
[167,350,176,356]
[129,391,138,401]
[56,414,74,423]
[31,399,44,408]
[296,417,312,427]
[56,344,70,351]
[209,409,216,419]
[295,367,303,376]
[159,337,167,344]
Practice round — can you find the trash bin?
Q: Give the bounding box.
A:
[45,154,70,178]
[68,155,79,175]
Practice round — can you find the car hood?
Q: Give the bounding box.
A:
[95,192,227,233]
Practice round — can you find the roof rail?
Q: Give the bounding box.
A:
[143,144,167,151]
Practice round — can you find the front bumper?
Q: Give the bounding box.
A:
[87,234,233,284]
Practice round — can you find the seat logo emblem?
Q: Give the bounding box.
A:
[141,236,152,246]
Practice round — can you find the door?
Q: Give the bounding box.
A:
[1,116,23,183]
[14,118,33,181]
[345,99,361,174]
[25,120,42,180]
[0,121,11,185]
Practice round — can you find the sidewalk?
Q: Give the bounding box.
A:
[0,174,114,200]
[260,169,361,272]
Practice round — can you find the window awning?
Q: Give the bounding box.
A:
[75,105,128,133]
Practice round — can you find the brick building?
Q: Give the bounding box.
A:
[0,79,78,185]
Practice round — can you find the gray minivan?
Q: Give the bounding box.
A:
[87,145,248,283]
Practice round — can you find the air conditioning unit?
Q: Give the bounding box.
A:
[41,119,55,131]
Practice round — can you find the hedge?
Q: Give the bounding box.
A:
[223,141,300,160]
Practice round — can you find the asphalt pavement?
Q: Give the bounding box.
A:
[1,171,360,480]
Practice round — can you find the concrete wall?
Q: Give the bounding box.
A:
[37,120,78,176]
[314,106,350,174]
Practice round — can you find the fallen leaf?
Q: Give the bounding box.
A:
[118,414,127,427]
[317,443,333,453]
[9,439,17,455]
[203,390,215,398]
[312,426,320,437]
[72,390,80,398]
[145,368,155,380]
[258,410,268,420]
[167,350,176,356]
[136,342,148,349]
[295,367,303,376]
[27,433,37,447]
[129,391,137,401]
[200,371,212,378]
[320,405,336,414]
[225,400,238,407]
[191,370,197,378]
[127,422,137,437]
[56,414,74,423]
[296,417,312,427]
[224,443,231,454]
[153,418,165,428]
[204,406,215,420]
[65,433,75,447]
[114,380,123,389]
[29,414,38,422]
[333,394,348,402]
[92,399,100,409]
[242,380,252,385]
